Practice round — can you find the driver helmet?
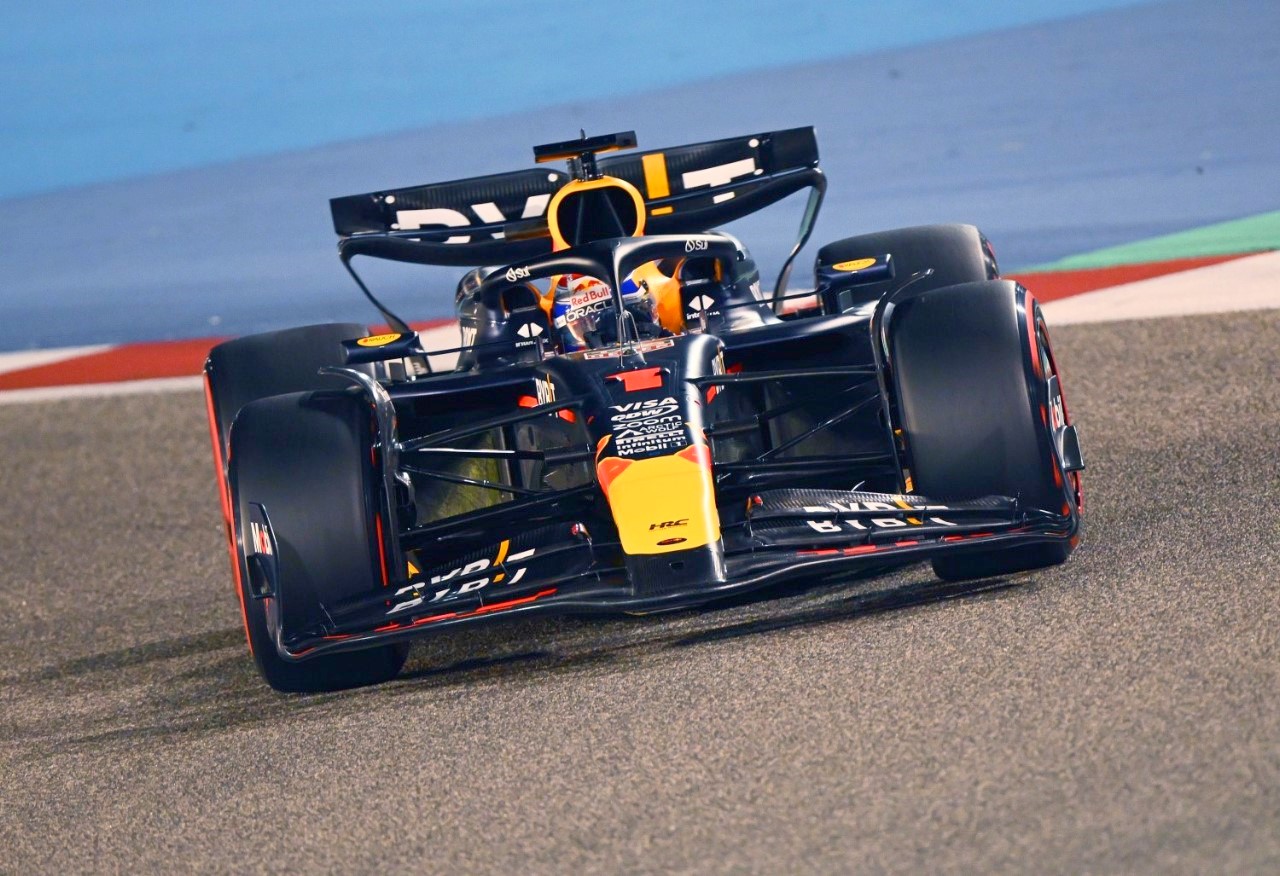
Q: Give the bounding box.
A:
[551,271,660,352]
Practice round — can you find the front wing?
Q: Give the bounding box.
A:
[265,489,1074,660]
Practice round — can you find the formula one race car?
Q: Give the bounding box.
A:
[205,128,1084,692]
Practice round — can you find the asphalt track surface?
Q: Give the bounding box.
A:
[2,309,1277,872]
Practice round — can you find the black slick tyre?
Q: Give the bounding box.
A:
[816,224,998,310]
[888,279,1075,582]
[203,323,392,688]
[205,322,373,460]
[229,390,408,693]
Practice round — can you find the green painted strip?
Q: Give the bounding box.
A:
[1021,209,1280,272]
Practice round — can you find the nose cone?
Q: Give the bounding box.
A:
[597,443,718,555]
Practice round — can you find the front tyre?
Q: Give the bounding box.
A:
[229,390,407,693]
[888,280,1081,581]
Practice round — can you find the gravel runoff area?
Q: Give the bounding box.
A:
[1,310,1277,873]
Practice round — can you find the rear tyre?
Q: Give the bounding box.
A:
[888,280,1075,582]
[229,390,408,693]
[815,224,998,311]
[205,322,374,460]
[203,324,385,674]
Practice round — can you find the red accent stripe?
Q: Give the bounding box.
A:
[203,372,233,528]
[608,366,665,392]
[0,255,1259,393]
[0,253,1259,393]
[1,337,226,390]
[677,442,712,467]
[474,588,558,614]
[0,318,453,391]
[374,513,390,587]
[1025,288,1043,378]
[595,456,632,495]
[203,372,253,652]
[352,588,560,638]
[1006,254,1247,302]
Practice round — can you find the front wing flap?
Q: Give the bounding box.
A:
[719,488,1072,580]
[734,488,1021,548]
[276,491,1072,660]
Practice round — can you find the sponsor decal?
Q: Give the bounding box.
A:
[393,194,553,242]
[357,333,402,348]
[555,302,607,329]
[634,338,675,353]
[580,338,675,359]
[534,375,556,406]
[553,277,614,329]
[386,542,536,615]
[800,499,955,532]
[657,536,687,546]
[681,157,758,190]
[608,396,686,457]
[832,258,877,272]
[649,519,688,530]
[685,238,709,253]
[686,293,722,322]
[249,521,273,555]
[516,322,544,338]
[505,265,532,283]
[569,282,612,309]
[610,399,679,420]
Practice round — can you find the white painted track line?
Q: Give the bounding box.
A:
[0,344,113,375]
[0,325,463,405]
[0,376,205,405]
[1042,250,1280,325]
[2,258,1276,403]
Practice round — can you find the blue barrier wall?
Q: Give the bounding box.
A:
[2,0,1277,350]
[3,0,1145,197]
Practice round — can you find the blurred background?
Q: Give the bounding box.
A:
[1,0,1276,349]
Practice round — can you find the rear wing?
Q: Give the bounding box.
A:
[331,127,825,271]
